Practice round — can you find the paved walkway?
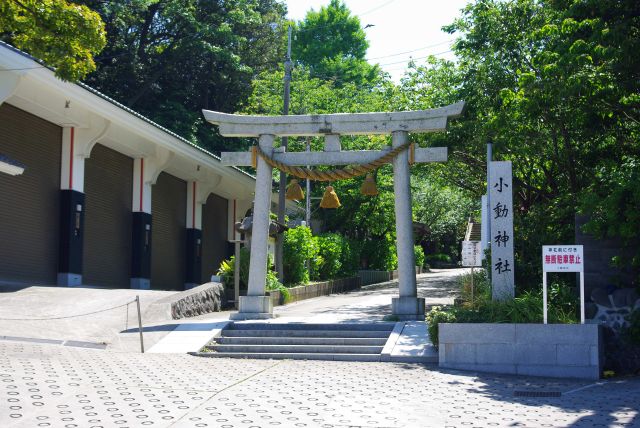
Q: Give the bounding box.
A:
[0,285,181,352]
[1,269,639,427]
[147,269,465,354]
[273,268,464,322]
[1,340,638,427]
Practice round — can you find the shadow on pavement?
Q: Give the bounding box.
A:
[384,362,639,426]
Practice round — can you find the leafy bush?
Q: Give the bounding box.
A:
[339,238,361,277]
[364,234,398,271]
[217,247,251,288]
[283,226,318,285]
[425,306,457,348]
[217,248,284,298]
[414,245,425,268]
[315,233,343,280]
[426,275,579,348]
[266,271,290,302]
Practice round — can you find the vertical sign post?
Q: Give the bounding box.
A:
[542,245,585,324]
[462,240,483,305]
[489,161,515,300]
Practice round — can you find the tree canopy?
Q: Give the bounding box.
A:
[292,0,379,86]
[76,0,288,153]
[2,0,636,285]
[0,0,106,81]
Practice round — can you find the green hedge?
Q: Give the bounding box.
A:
[363,234,398,271]
[314,233,342,280]
[283,226,317,285]
[283,227,363,285]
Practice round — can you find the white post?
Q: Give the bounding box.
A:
[580,273,585,324]
[543,272,548,324]
[480,194,488,260]
[232,134,275,319]
[390,131,424,320]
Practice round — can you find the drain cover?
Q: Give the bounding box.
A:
[514,390,562,398]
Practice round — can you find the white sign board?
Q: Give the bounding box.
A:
[542,245,585,324]
[542,245,584,272]
[462,240,482,267]
[489,161,515,300]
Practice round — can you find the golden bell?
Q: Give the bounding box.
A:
[285,179,304,201]
[360,173,378,196]
[320,186,341,209]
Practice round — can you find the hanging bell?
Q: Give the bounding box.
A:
[320,186,341,209]
[360,173,378,196]
[286,179,304,201]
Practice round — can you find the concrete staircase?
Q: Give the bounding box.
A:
[199,322,396,361]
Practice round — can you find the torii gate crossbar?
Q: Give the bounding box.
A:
[203,102,464,320]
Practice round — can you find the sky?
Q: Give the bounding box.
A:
[284,0,471,82]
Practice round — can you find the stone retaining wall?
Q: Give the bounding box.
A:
[267,277,361,306]
[171,283,225,319]
[439,323,602,379]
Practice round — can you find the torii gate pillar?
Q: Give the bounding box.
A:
[391,130,423,319]
[204,102,464,321]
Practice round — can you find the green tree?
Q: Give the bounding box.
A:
[77,0,287,153]
[292,0,379,86]
[397,0,639,287]
[0,0,106,81]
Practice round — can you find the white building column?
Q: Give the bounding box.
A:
[391,130,424,320]
[231,134,275,320]
[130,157,153,289]
[57,127,86,286]
[130,150,172,289]
[185,180,204,289]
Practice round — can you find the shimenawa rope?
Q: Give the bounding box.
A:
[252,142,415,182]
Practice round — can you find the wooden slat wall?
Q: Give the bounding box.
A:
[83,143,133,288]
[0,104,61,284]
[201,193,230,282]
[151,172,186,290]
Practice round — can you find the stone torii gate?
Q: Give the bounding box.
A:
[203,102,464,320]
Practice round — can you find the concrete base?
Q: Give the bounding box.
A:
[439,323,602,380]
[130,278,150,290]
[57,273,82,287]
[392,297,425,321]
[231,295,274,320]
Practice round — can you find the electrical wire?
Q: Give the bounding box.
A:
[377,49,454,66]
[356,0,399,17]
[366,39,454,61]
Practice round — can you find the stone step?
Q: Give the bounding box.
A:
[222,329,391,338]
[215,336,387,346]
[207,344,384,354]
[194,352,382,362]
[227,322,395,332]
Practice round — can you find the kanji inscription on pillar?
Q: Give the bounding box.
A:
[489,161,515,299]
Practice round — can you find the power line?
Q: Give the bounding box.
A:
[377,49,454,66]
[366,39,454,61]
[356,0,399,17]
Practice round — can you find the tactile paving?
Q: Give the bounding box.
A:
[1,341,638,427]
